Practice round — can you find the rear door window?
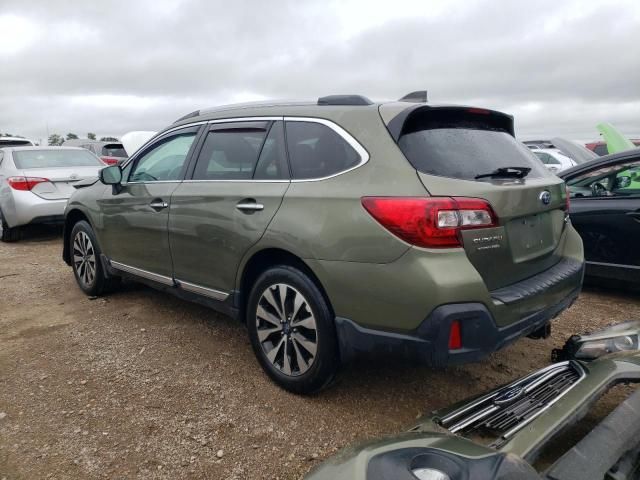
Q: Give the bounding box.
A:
[397,109,549,181]
[192,122,269,180]
[285,121,361,180]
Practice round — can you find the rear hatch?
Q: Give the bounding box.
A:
[390,106,568,290]
[12,149,104,200]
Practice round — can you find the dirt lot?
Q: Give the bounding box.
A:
[1,228,639,479]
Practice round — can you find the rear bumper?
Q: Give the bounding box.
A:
[2,190,68,228]
[336,263,583,366]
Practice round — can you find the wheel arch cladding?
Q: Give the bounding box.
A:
[62,209,91,265]
[237,248,335,323]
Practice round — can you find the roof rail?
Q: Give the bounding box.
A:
[174,110,200,123]
[317,95,373,106]
[399,91,428,103]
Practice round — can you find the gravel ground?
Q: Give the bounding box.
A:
[1,227,640,479]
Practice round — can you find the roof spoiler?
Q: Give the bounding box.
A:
[399,90,428,103]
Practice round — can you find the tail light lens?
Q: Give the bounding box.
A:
[361,197,497,248]
[7,176,50,191]
[100,156,120,166]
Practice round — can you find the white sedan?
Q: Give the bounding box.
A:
[532,149,577,174]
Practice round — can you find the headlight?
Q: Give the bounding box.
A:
[575,335,639,359]
[553,321,640,361]
[413,468,451,480]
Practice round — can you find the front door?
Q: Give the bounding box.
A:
[97,126,201,280]
[568,155,640,279]
[169,120,290,297]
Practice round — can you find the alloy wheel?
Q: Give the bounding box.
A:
[256,283,318,376]
[73,231,97,287]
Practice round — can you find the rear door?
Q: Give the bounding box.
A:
[566,156,640,279]
[169,120,289,297]
[393,107,568,290]
[97,126,201,279]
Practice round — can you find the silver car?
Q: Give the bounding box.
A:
[0,146,105,242]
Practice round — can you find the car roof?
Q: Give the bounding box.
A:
[166,97,514,139]
[0,136,33,142]
[560,148,640,178]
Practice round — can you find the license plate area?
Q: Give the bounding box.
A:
[507,212,556,262]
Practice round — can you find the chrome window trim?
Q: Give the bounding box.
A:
[176,279,229,301]
[284,116,370,182]
[125,180,183,185]
[123,116,369,184]
[181,179,290,184]
[110,261,174,286]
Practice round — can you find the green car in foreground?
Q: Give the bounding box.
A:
[63,93,584,393]
[307,348,640,479]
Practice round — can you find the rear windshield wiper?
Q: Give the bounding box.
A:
[475,166,531,179]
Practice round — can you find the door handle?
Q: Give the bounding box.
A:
[149,200,169,210]
[236,200,264,212]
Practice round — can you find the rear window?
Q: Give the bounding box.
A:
[101,144,127,158]
[0,139,33,147]
[398,110,549,181]
[13,150,103,169]
[593,144,609,156]
[285,121,361,179]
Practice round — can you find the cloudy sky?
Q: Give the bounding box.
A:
[2,0,639,143]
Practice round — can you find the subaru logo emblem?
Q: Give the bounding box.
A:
[494,386,525,405]
[539,191,551,205]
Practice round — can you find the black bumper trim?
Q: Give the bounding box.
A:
[336,285,581,367]
[546,387,640,480]
[490,258,584,305]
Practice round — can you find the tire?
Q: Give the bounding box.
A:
[69,220,119,296]
[246,265,339,394]
[0,209,20,242]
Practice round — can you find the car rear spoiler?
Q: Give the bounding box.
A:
[384,105,515,142]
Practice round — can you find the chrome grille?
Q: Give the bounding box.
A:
[439,361,585,445]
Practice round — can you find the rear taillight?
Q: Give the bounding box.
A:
[100,156,120,166]
[7,176,50,191]
[361,197,498,248]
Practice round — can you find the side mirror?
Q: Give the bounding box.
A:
[99,165,122,185]
[614,175,631,189]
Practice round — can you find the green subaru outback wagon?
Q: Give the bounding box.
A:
[63,93,584,393]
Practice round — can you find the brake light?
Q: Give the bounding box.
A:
[361,197,497,248]
[449,320,462,350]
[100,156,120,166]
[7,176,50,191]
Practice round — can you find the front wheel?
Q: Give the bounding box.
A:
[247,265,339,394]
[69,220,119,296]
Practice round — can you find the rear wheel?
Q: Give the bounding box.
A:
[0,209,20,242]
[69,220,119,296]
[247,265,339,394]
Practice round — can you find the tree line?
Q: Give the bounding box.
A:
[47,133,119,146]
